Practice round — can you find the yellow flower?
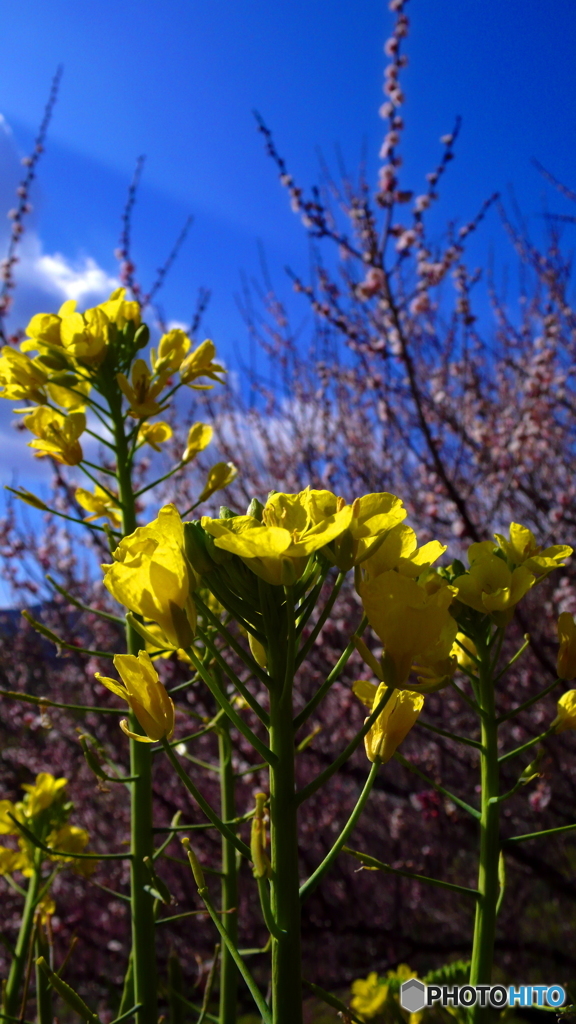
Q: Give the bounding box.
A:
[360,570,457,687]
[47,824,89,861]
[58,304,109,366]
[182,422,213,463]
[21,773,67,817]
[36,896,56,924]
[96,650,175,742]
[410,650,457,692]
[75,485,121,528]
[198,461,238,502]
[552,689,576,732]
[361,522,446,582]
[102,504,197,648]
[0,846,28,877]
[0,347,48,403]
[494,522,572,575]
[98,287,140,328]
[456,549,535,619]
[202,487,352,585]
[350,972,389,1019]
[325,492,407,571]
[24,406,85,465]
[117,359,170,418]
[179,339,226,388]
[151,328,191,372]
[0,799,20,834]
[23,311,63,348]
[453,632,477,672]
[353,681,424,763]
[138,421,174,451]
[46,374,91,410]
[557,613,576,680]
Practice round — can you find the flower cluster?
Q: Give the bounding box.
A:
[0,289,227,485]
[0,773,90,878]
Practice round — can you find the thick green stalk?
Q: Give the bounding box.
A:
[3,854,42,1018]
[299,762,379,903]
[469,633,500,1012]
[265,591,303,1024]
[218,719,239,1024]
[114,409,158,1024]
[35,929,53,1024]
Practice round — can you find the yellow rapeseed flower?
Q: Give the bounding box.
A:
[151,328,191,372]
[359,569,457,687]
[0,846,28,876]
[494,522,572,575]
[198,461,238,501]
[138,421,174,451]
[102,504,197,648]
[361,522,446,582]
[59,305,109,365]
[44,369,91,410]
[453,632,478,672]
[324,491,407,571]
[552,689,576,732]
[353,681,424,763]
[182,422,213,463]
[456,548,535,619]
[179,338,226,388]
[98,287,140,328]
[21,773,68,817]
[96,650,175,742]
[24,406,85,465]
[117,359,170,418]
[0,347,48,403]
[22,311,63,348]
[202,487,353,585]
[47,824,90,861]
[557,613,576,680]
[350,972,389,1019]
[75,485,121,528]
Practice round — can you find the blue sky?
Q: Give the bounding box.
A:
[1,0,575,602]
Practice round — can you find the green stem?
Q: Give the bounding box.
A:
[45,575,125,624]
[133,462,185,498]
[217,714,239,1024]
[469,633,500,1008]
[342,848,481,899]
[503,821,576,844]
[161,740,250,860]
[113,400,158,1024]
[294,572,344,669]
[394,753,480,820]
[498,726,553,764]
[3,853,42,1018]
[0,689,123,714]
[267,596,303,1024]
[194,885,271,1024]
[35,929,53,1024]
[416,718,484,750]
[293,616,367,731]
[297,686,395,805]
[299,762,379,903]
[192,593,270,689]
[496,676,562,724]
[184,645,275,764]
[195,624,270,726]
[493,635,530,683]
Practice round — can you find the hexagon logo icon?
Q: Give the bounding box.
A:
[400,978,426,1014]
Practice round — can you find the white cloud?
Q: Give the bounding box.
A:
[0,113,119,329]
[32,251,118,306]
